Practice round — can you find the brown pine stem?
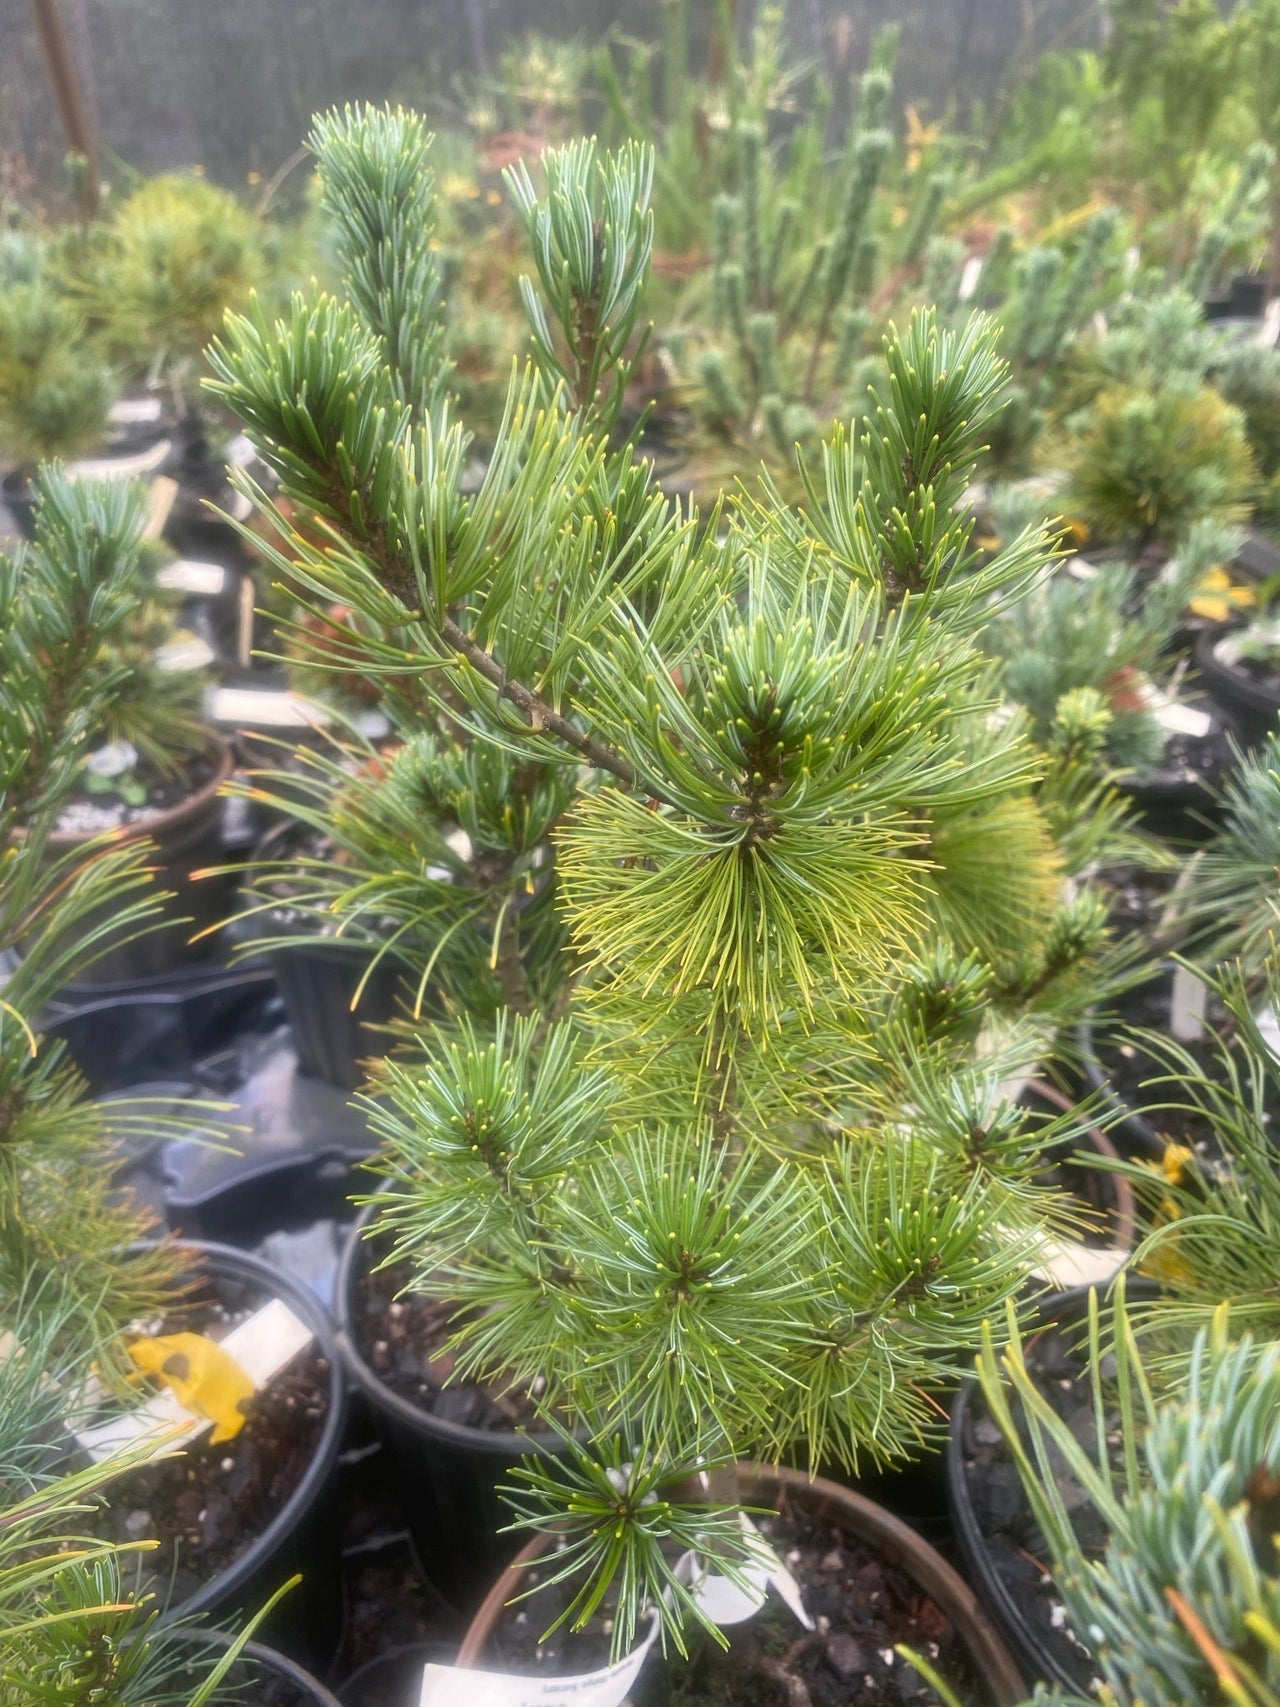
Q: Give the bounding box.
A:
[492,895,533,1016]
[437,615,641,791]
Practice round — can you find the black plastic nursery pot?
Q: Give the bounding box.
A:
[1075,963,1258,1164]
[1020,1079,1134,1290]
[1077,978,1168,1162]
[42,966,279,1094]
[47,737,239,987]
[457,1463,1027,1705]
[248,821,411,1091]
[1,465,38,538]
[172,1632,344,1707]
[1203,272,1267,322]
[334,1205,569,1615]
[1112,691,1243,842]
[947,1282,1161,1699]
[266,935,406,1091]
[166,1145,369,1250]
[97,1239,348,1670]
[336,1642,459,1707]
[163,424,256,564]
[1194,624,1280,749]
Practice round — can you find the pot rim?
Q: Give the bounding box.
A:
[334,1202,567,1460]
[947,1278,1164,1695]
[125,1237,348,1624]
[172,1631,344,1707]
[46,734,234,848]
[1076,962,1193,1160]
[1025,1076,1136,1268]
[1194,623,1280,715]
[454,1460,1027,1705]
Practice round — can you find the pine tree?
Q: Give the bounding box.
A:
[211,108,1126,1653]
[979,1282,1280,1707]
[0,469,183,1357]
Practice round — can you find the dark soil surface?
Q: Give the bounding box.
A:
[484,1496,984,1706]
[1128,707,1237,795]
[955,1320,1111,1694]
[351,1247,543,1431]
[88,1286,330,1605]
[55,747,220,836]
[1094,863,1178,942]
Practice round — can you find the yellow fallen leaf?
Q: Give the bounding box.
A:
[1190,594,1231,621]
[128,1332,256,1444]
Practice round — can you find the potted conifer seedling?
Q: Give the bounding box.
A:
[973,1282,1280,1707]
[979,514,1248,839]
[207,102,1143,1701]
[0,1285,343,1707]
[0,467,347,1663]
[0,253,118,535]
[64,172,267,561]
[7,468,239,985]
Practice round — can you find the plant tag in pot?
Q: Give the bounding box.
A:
[209,687,329,728]
[110,395,164,426]
[1144,686,1212,740]
[1170,964,1208,1042]
[157,558,227,596]
[155,634,215,673]
[420,1517,810,1707]
[75,1298,313,1464]
[957,254,983,302]
[1254,1003,1280,1061]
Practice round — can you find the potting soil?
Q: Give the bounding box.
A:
[955,1321,1114,1693]
[55,746,222,835]
[87,1291,330,1603]
[354,1253,544,1430]
[484,1497,982,1706]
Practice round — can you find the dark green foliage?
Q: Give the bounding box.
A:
[0,470,185,1351]
[0,283,115,466]
[310,104,451,425]
[211,106,1120,1652]
[982,1282,1280,1707]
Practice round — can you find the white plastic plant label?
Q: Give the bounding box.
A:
[1256,1004,1280,1060]
[155,635,215,673]
[957,255,983,302]
[1032,1233,1128,1290]
[156,559,227,596]
[75,1298,313,1465]
[691,1514,813,1631]
[419,1516,810,1707]
[207,686,330,728]
[110,395,164,426]
[1147,692,1212,741]
[421,1620,661,1707]
[1170,964,1208,1043]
